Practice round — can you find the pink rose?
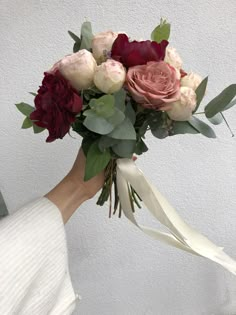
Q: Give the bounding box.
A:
[126,61,180,110]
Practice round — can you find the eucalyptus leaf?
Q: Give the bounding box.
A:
[170,121,199,136]
[188,116,216,138]
[68,30,81,43]
[112,140,136,158]
[84,141,111,181]
[151,18,171,43]
[83,115,114,135]
[33,124,45,134]
[224,98,236,111]
[108,117,136,140]
[89,95,115,118]
[207,112,224,125]
[80,21,93,51]
[114,88,126,112]
[15,103,34,117]
[107,108,125,126]
[22,117,33,129]
[125,102,136,124]
[73,42,81,53]
[29,92,37,97]
[135,139,148,155]
[98,136,119,151]
[205,84,236,118]
[193,76,208,113]
[151,126,169,139]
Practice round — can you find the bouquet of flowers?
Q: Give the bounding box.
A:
[16,20,236,274]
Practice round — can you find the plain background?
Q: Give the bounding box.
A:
[0,0,236,314]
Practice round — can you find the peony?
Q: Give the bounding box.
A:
[126,61,180,110]
[30,70,83,142]
[94,59,126,94]
[52,50,97,91]
[111,34,168,68]
[181,72,202,91]
[92,31,118,63]
[167,86,197,121]
[164,47,183,70]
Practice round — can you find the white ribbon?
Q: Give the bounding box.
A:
[116,159,236,275]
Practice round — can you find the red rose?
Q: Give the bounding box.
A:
[30,70,82,142]
[111,34,168,68]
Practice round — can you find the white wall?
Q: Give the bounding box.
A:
[0,0,236,314]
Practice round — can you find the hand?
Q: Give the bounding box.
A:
[45,147,104,224]
[68,148,105,199]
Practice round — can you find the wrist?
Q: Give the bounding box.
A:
[45,173,88,224]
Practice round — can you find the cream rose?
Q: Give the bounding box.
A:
[51,50,97,91]
[92,31,118,63]
[126,61,180,110]
[164,47,183,70]
[94,59,126,94]
[181,72,202,91]
[167,86,197,121]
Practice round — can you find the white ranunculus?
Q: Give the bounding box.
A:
[164,47,183,70]
[92,31,118,63]
[167,86,197,121]
[94,59,126,94]
[181,72,202,91]
[53,50,97,91]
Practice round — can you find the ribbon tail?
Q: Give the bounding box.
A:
[116,159,236,275]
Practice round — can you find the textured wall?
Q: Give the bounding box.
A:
[0,0,236,314]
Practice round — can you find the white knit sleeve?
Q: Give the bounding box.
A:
[0,197,80,315]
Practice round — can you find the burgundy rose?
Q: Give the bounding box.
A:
[111,34,168,68]
[126,61,180,110]
[30,70,82,142]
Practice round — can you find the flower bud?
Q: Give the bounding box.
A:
[181,72,202,91]
[94,59,126,94]
[164,47,183,70]
[52,50,97,91]
[92,31,118,63]
[167,86,197,121]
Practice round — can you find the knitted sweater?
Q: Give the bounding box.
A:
[0,197,80,315]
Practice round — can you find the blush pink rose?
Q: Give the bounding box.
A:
[126,61,180,110]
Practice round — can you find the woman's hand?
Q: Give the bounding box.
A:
[45,148,104,224]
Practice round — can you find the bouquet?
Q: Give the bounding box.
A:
[16,20,236,275]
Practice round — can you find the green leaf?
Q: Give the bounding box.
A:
[135,139,148,155]
[22,117,33,129]
[170,121,199,136]
[98,136,119,151]
[29,92,37,97]
[151,18,171,43]
[106,108,125,126]
[33,124,45,134]
[15,103,35,117]
[188,116,216,138]
[83,115,115,134]
[207,112,224,125]
[84,141,111,181]
[114,88,126,112]
[151,126,169,139]
[205,84,236,118]
[224,98,236,111]
[73,41,81,53]
[125,102,136,124]
[108,117,136,140]
[193,76,208,113]
[68,30,81,43]
[89,95,115,118]
[112,140,136,158]
[80,21,93,51]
